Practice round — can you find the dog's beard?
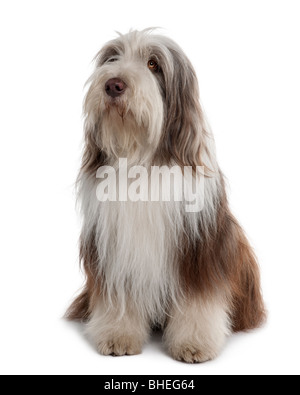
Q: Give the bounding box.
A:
[100,105,152,163]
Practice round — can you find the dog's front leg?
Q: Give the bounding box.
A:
[164,294,231,363]
[86,296,150,356]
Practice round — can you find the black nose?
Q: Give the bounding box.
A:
[105,78,127,98]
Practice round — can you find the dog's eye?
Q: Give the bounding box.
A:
[107,58,118,63]
[148,59,158,71]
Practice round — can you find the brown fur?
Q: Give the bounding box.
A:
[179,175,266,331]
[65,232,100,321]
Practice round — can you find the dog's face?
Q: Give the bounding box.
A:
[84,29,204,165]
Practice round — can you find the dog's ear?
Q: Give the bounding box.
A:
[80,119,107,177]
[160,49,209,169]
[81,68,108,176]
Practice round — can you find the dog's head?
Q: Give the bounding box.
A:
[84,29,210,168]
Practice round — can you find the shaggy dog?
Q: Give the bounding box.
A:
[66,29,265,363]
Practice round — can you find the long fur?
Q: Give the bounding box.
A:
[66,29,265,362]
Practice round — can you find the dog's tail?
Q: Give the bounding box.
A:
[65,287,91,321]
[65,233,99,322]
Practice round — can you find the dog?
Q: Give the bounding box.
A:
[66,29,265,363]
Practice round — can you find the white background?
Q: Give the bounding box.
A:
[0,0,299,375]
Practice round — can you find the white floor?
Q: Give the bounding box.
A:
[1,304,298,375]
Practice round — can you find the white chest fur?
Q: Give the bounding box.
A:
[79,161,218,322]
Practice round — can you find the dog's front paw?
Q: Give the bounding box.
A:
[169,343,216,363]
[97,335,142,356]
